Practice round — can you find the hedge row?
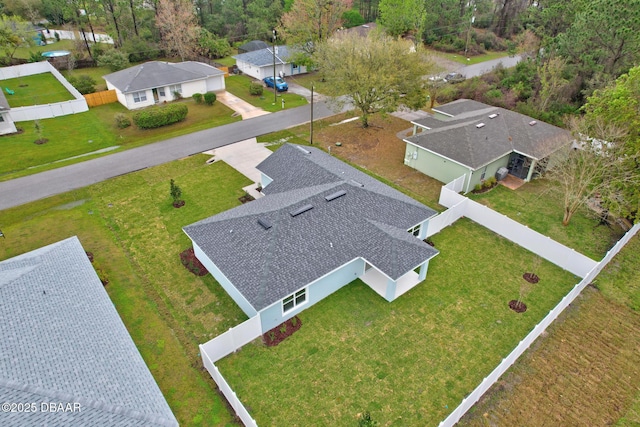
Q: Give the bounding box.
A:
[133,103,188,129]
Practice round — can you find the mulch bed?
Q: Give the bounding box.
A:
[173,200,185,208]
[509,300,527,313]
[238,193,255,204]
[523,272,540,284]
[180,247,209,276]
[86,251,94,262]
[263,316,302,347]
[34,138,48,145]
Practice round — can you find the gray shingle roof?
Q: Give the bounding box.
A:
[406,99,572,169]
[233,45,294,67]
[238,40,269,53]
[0,237,178,427]
[103,61,224,94]
[184,144,438,312]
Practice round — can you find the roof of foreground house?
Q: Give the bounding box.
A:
[184,144,439,312]
[233,45,295,67]
[103,61,224,94]
[405,99,572,170]
[0,236,178,427]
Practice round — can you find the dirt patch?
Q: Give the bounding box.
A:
[522,272,539,284]
[180,247,209,276]
[173,200,185,208]
[313,114,444,208]
[263,316,302,346]
[508,300,527,313]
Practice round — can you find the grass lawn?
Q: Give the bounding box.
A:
[286,71,343,96]
[0,99,241,181]
[430,49,510,65]
[468,180,626,260]
[0,155,252,426]
[459,234,640,427]
[1,72,75,106]
[10,39,76,60]
[224,74,308,112]
[61,65,112,91]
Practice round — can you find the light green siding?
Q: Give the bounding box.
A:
[467,155,510,191]
[404,144,469,189]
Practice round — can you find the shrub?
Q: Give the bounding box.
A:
[249,82,263,96]
[342,9,365,28]
[54,32,60,42]
[483,176,497,189]
[172,91,182,100]
[97,49,130,71]
[474,183,483,192]
[170,179,182,204]
[133,103,188,129]
[192,93,203,104]
[203,92,216,105]
[358,411,379,427]
[28,51,44,63]
[68,75,97,94]
[114,113,131,129]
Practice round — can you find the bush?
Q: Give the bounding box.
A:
[97,49,130,71]
[249,82,263,96]
[133,103,188,129]
[192,93,203,104]
[483,176,497,189]
[114,113,131,129]
[342,9,365,28]
[203,92,216,105]
[68,75,97,94]
[172,91,182,100]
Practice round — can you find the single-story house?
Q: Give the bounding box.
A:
[403,99,572,193]
[237,40,269,54]
[0,236,178,426]
[104,61,226,110]
[233,45,308,80]
[0,90,17,135]
[184,144,439,333]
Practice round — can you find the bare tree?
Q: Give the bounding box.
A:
[546,117,638,226]
[156,0,200,61]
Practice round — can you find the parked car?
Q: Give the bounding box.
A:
[263,76,288,92]
[444,72,465,84]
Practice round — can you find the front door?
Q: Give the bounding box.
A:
[508,153,530,179]
[152,88,159,103]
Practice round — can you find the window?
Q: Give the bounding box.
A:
[282,288,307,313]
[132,91,147,103]
[292,63,299,70]
[169,84,182,95]
[408,224,421,237]
[159,88,165,96]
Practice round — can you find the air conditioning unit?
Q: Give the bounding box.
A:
[495,167,509,181]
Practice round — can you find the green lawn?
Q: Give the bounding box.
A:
[468,179,625,260]
[430,49,511,65]
[10,39,76,60]
[1,73,75,106]
[224,74,308,111]
[216,219,579,426]
[0,155,251,426]
[0,99,241,181]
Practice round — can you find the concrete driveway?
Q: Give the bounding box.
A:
[216,91,270,119]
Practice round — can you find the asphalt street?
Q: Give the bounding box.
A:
[0,100,339,210]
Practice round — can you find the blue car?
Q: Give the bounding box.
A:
[263,76,288,92]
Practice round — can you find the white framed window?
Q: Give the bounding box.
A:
[408,224,421,237]
[132,91,147,103]
[292,63,299,70]
[282,288,307,313]
[159,87,166,96]
[169,84,182,95]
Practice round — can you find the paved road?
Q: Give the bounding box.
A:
[0,101,338,210]
[461,55,523,78]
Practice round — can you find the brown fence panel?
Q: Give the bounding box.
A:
[84,89,117,107]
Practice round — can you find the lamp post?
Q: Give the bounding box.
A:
[272,29,277,105]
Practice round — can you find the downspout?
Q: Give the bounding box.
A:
[526,159,537,181]
[464,167,473,193]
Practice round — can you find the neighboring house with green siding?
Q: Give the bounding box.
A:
[403,99,572,193]
[184,144,439,333]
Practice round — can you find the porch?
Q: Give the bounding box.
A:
[360,267,423,302]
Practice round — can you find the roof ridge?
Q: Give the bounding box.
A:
[0,378,178,426]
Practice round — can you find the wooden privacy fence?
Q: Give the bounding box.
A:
[84,89,117,107]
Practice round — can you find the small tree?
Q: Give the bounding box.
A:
[68,75,97,94]
[97,49,130,71]
[170,179,183,207]
[358,411,379,427]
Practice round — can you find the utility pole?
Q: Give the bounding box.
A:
[310,84,314,145]
[272,29,277,105]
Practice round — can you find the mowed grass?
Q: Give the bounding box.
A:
[224,74,308,111]
[430,49,510,65]
[61,66,112,91]
[459,235,640,426]
[216,219,579,426]
[469,179,625,260]
[1,72,75,106]
[0,99,240,180]
[0,155,252,426]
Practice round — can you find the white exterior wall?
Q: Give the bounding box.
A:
[206,75,225,92]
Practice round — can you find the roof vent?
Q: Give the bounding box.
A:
[488,113,499,119]
[295,146,311,154]
[290,204,313,217]
[529,120,537,126]
[257,217,272,230]
[325,190,347,201]
[476,123,485,128]
[350,179,364,187]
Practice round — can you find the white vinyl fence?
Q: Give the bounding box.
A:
[439,222,640,427]
[199,315,262,426]
[0,62,88,122]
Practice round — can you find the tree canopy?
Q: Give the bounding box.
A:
[314,32,434,127]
